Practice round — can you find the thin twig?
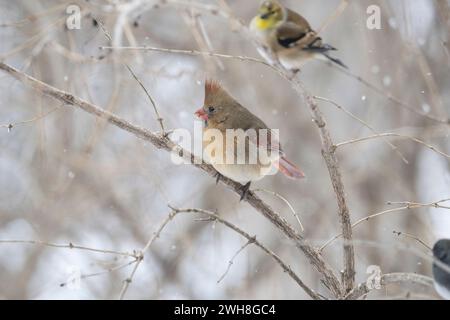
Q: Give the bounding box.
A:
[100,45,272,67]
[314,95,409,164]
[387,199,450,209]
[217,0,241,31]
[0,16,66,60]
[328,63,450,125]
[320,198,450,252]
[165,0,234,21]
[345,272,434,300]
[185,9,225,71]
[317,0,349,34]
[0,104,62,131]
[254,188,304,232]
[0,239,137,258]
[217,238,255,284]
[119,206,321,299]
[60,258,138,287]
[171,207,322,300]
[335,133,450,160]
[0,3,67,27]
[119,211,176,300]
[97,22,166,134]
[103,43,449,128]
[392,231,432,251]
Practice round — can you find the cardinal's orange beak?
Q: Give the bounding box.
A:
[195,108,208,121]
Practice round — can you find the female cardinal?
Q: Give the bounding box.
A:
[249,0,347,71]
[195,80,304,200]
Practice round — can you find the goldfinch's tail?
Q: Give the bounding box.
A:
[303,41,348,69]
[322,53,348,69]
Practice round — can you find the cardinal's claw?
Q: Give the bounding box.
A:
[239,182,251,201]
[214,172,222,185]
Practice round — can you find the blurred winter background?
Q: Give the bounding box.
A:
[0,0,449,299]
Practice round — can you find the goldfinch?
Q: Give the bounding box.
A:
[250,0,347,71]
[195,80,304,199]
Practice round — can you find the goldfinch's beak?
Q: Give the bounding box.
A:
[260,12,271,19]
[195,108,208,121]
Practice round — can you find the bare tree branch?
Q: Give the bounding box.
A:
[99,45,272,67]
[327,63,450,125]
[320,198,450,252]
[118,206,322,300]
[0,239,137,258]
[170,207,323,300]
[0,104,62,131]
[97,21,166,134]
[335,133,450,160]
[60,258,138,288]
[254,188,304,232]
[315,95,408,164]
[393,231,432,251]
[0,61,337,298]
[345,273,434,300]
[217,238,254,284]
[119,211,176,300]
[293,80,355,293]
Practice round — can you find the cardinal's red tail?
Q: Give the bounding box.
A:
[275,157,305,179]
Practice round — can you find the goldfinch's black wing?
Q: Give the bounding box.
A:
[277,9,335,52]
[277,9,347,68]
[276,23,308,48]
[276,10,312,48]
[277,22,332,52]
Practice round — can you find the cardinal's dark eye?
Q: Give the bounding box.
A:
[208,106,216,113]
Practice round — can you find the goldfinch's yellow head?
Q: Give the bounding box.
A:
[254,0,285,30]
